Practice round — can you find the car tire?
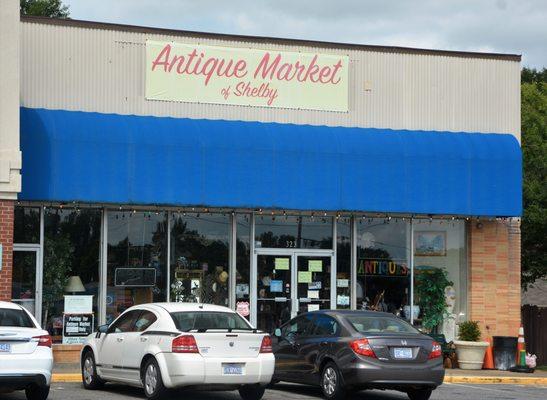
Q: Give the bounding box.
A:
[142,358,167,400]
[239,384,266,400]
[320,362,347,400]
[82,350,105,390]
[407,388,433,400]
[25,384,49,400]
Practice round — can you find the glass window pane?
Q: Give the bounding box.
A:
[236,214,251,318]
[11,251,37,317]
[107,211,167,323]
[43,208,101,342]
[171,312,251,331]
[14,206,40,244]
[0,308,35,328]
[336,218,351,309]
[170,213,230,307]
[254,215,333,249]
[356,218,410,318]
[413,220,466,339]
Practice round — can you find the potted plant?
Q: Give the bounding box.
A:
[454,321,489,370]
[414,266,453,332]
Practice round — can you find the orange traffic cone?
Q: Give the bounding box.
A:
[483,337,495,369]
[511,325,531,372]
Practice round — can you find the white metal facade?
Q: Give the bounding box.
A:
[20,19,521,140]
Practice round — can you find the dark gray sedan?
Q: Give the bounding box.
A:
[272,310,444,400]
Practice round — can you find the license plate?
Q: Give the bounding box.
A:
[222,364,244,375]
[0,343,11,353]
[393,347,413,359]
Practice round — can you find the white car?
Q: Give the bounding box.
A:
[0,301,53,400]
[81,303,275,400]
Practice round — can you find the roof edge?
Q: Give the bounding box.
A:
[20,15,522,62]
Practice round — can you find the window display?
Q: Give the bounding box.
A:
[107,211,167,322]
[356,218,410,317]
[170,213,230,306]
[413,220,467,339]
[43,208,101,342]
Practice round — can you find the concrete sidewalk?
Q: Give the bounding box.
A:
[52,363,547,385]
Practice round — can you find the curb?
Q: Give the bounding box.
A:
[444,375,547,385]
[51,373,547,385]
[52,373,82,383]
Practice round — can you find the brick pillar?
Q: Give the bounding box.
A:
[0,200,14,301]
[468,219,521,338]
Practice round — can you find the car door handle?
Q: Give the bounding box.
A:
[320,341,328,346]
[140,337,148,342]
[116,337,124,342]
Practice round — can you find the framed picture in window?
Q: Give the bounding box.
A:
[414,231,447,256]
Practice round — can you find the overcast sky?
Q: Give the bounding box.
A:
[66,0,546,68]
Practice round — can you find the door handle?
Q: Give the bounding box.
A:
[140,337,148,342]
[320,341,328,346]
[116,337,124,342]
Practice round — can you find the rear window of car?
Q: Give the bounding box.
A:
[346,315,419,334]
[0,308,35,328]
[171,311,252,332]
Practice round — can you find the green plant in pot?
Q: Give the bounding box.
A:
[414,266,453,332]
[454,321,489,370]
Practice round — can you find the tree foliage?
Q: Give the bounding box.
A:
[521,67,547,287]
[20,0,69,18]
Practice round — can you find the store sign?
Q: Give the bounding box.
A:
[357,259,409,277]
[145,40,349,112]
[62,314,94,344]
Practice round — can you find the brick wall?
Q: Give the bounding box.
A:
[468,219,521,338]
[0,200,14,301]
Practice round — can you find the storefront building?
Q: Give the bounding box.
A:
[0,2,522,351]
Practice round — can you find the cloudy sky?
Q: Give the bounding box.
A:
[66,0,546,68]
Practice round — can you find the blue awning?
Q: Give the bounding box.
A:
[19,107,522,216]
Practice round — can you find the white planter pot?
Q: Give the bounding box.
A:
[454,340,489,370]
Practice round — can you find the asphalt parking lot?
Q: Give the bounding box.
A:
[1,382,546,400]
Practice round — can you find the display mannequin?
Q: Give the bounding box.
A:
[441,286,457,342]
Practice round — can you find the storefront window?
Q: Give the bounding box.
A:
[43,208,101,343]
[336,218,351,309]
[170,213,230,306]
[356,218,410,317]
[254,215,333,249]
[14,206,40,243]
[107,211,167,323]
[236,214,251,318]
[413,220,467,340]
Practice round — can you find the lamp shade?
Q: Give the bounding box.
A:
[65,276,85,293]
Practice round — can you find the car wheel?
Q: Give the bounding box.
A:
[239,384,266,400]
[320,362,346,400]
[143,358,167,400]
[82,351,105,390]
[407,388,433,400]
[25,385,49,400]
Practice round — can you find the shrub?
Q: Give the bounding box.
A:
[458,320,482,342]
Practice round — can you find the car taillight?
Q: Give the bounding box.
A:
[350,338,376,358]
[172,335,198,353]
[33,335,52,348]
[428,341,442,359]
[259,335,273,353]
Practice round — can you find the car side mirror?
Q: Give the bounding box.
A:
[96,324,109,338]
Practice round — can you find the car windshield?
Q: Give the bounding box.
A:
[171,311,252,332]
[0,307,35,328]
[346,315,419,334]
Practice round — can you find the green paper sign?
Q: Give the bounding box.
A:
[298,271,313,283]
[275,258,290,270]
[308,260,323,272]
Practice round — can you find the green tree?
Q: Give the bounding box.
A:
[521,67,547,288]
[20,0,70,18]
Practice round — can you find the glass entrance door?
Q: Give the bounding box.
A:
[11,248,41,323]
[254,250,333,332]
[296,255,331,314]
[256,255,292,333]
